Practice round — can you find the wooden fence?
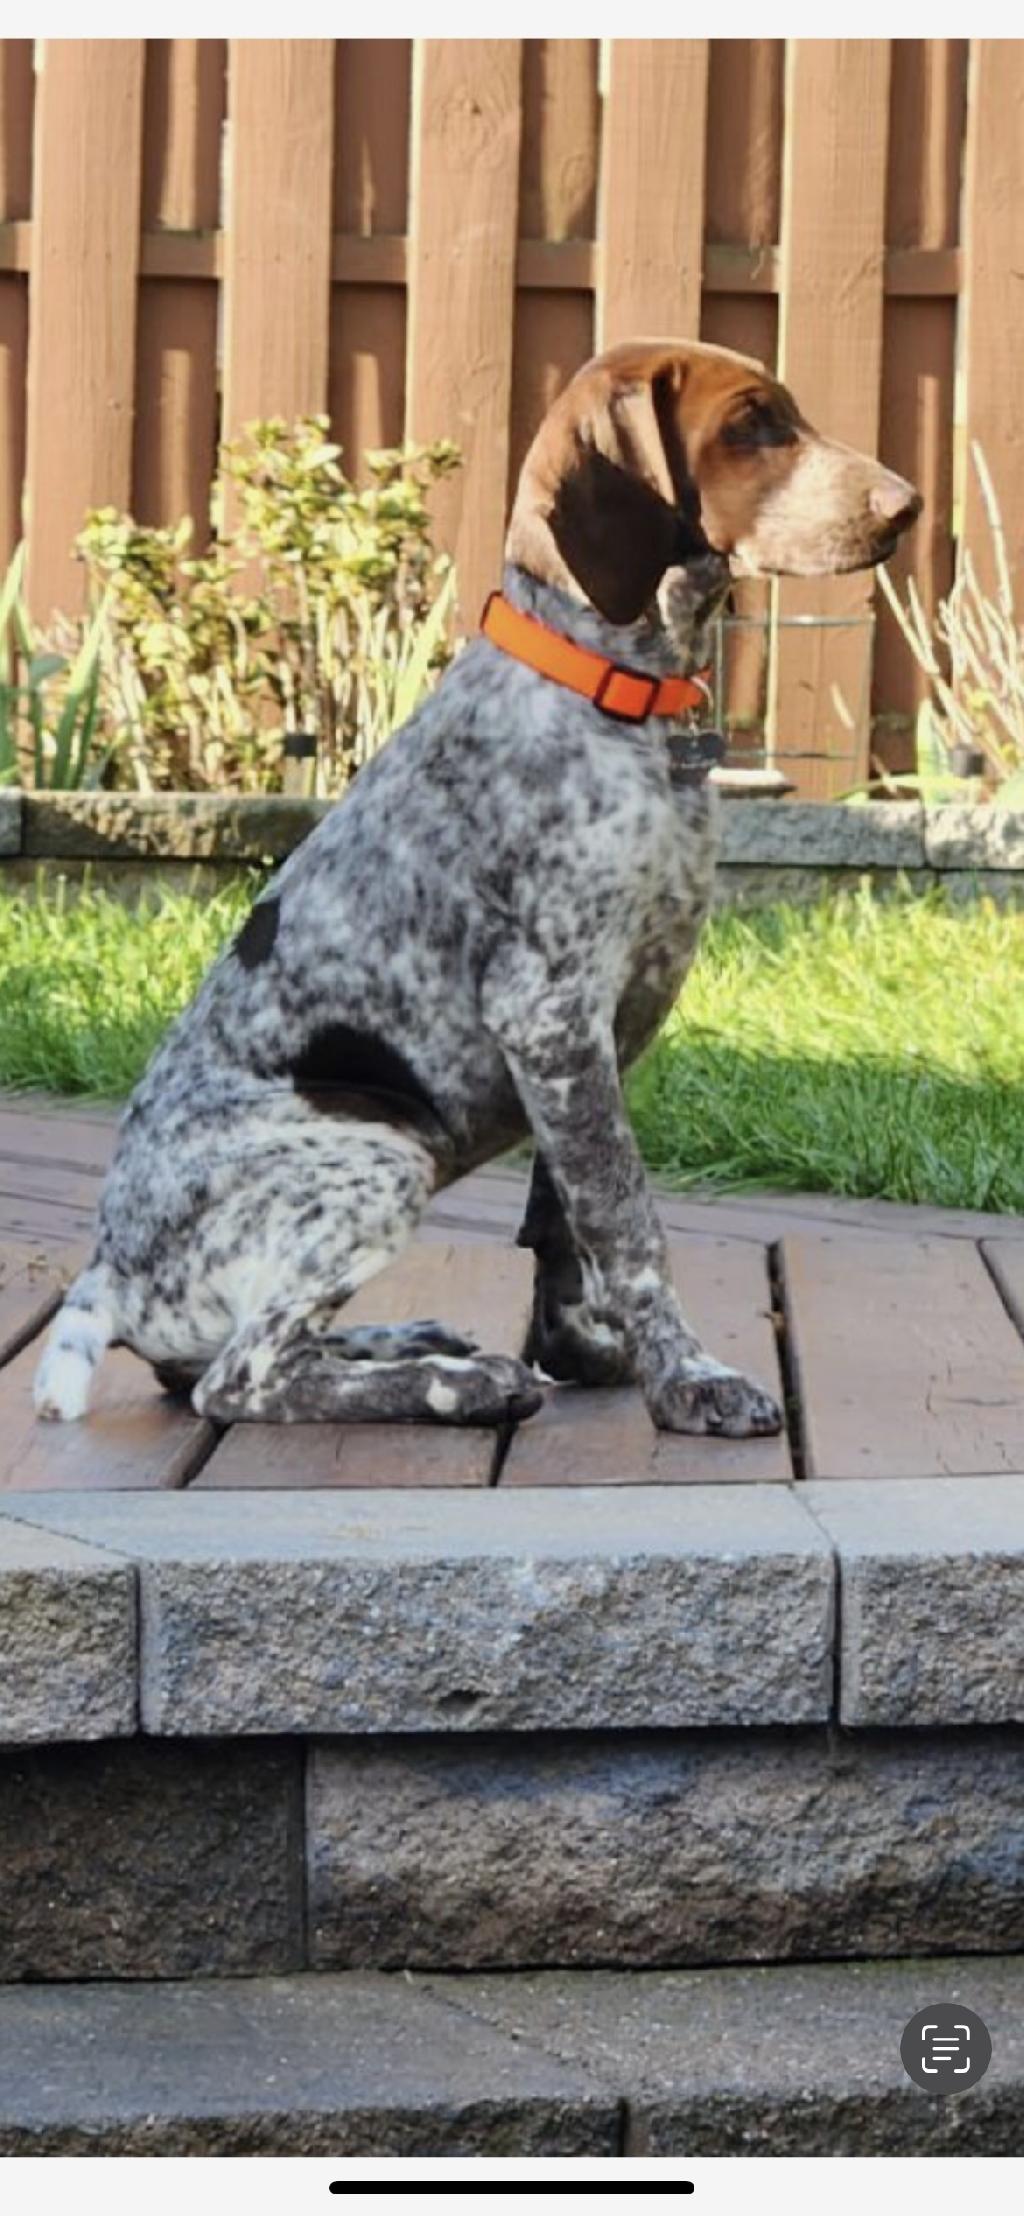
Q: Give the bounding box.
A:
[0,37,1022,795]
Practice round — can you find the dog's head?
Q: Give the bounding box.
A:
[506,339,922,628]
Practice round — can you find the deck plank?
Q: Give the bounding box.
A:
[0,1100,118,1166]
[195,1239,534,1489]
[501,1236,790,1487]
[0,1338,215,1492]
[0,1102,115,1245]
[0,1240,84,1367]
[0,1191,105,1250]
[782,1232,1024,1479]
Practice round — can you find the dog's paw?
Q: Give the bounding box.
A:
[425,1355,545,1428]
[647,1361,783,1438]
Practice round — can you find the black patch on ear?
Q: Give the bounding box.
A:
[548,448,679,625]
[288,1022,446,1139]
[233,897,280,970]
[671,480,713,563]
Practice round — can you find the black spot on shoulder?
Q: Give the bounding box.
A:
[233,897,280,970]
[288,1022,447,1140]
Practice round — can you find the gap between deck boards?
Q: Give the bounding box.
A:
[3,1098,1024,1489]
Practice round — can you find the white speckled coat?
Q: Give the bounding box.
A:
[36,336,921,1431]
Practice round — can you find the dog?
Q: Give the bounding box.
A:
[35,339,921,1434]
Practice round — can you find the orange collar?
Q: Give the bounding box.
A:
[480,591,711,726]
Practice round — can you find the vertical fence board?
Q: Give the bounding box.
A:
[961,40,1024,599]
[597,40,708,346]
[885,36,966,252]
[330,286,407,467]
[133,38,225,538]
[222,41,334,440]
[0,40,33,569]
[25,40,144,619]
[704,37,783,253]
[703,38,784,758]
[330,40,411,476]
[874,38,966,769]
[407,39,522,624]
[0,34,995,755]
[774,39,891,796]
[509,39,597,494]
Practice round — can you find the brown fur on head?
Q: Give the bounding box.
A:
[506,339,922,627]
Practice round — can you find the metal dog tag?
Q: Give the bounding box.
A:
[665,729,728,787]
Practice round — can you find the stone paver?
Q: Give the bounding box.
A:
[308,1724,1024,1970]
[0,1739,303,1979]
[806,1476,1024,1725]
[924,802,1024,872]
[428,1955,1024,2155]
[21,790,329,861]
[0,790,20,857]
[0,1486,834,1734]
[0,1974,616,2156]
[0,1513,135,1741]
[720,798,924,868]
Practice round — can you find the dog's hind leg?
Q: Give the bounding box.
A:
[193,1322,542,1426]
[188,1122,541,1427]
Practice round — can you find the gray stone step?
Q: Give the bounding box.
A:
[428,1955,1024,2155]
[3,1726,1022,1982]
[0,1739,305,1980]
[0,1515,135,1743]
[0,1973,616,2156]
[2,1726,1021,1980]
[4,1476,1024,1744]
[0,1487,834,1737]
[806,1478,1024,1725]
[1,1959,1022,2155]
[307,1725,1024,1974]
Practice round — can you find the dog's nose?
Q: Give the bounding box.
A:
[869,473,923,534]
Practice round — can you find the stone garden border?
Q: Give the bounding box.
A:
[3,788,1024,905]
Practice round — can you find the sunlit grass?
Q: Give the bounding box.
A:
[2,874,1023,1211]
[0,874,255,1099]
[628,883,1024,1211]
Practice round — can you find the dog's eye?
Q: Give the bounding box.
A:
[721,399,797,451]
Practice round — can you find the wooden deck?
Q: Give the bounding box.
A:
[3,1095,1024,1492]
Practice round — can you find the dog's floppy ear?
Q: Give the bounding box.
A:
[546,446,680,626]
[507,350,708,625]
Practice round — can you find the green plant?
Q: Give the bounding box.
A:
[75,419,461,794]
[0,544,108,790]
[839,698,980,807]
[878,442,1024,803]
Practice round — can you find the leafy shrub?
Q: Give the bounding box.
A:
[2,419,460,794]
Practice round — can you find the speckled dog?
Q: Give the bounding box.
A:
[36,340,921,1431]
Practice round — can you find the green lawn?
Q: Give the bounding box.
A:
[2,875,1023,1211]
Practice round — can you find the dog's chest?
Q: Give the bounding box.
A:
[614,766,718,948]
[608,774,718,1058]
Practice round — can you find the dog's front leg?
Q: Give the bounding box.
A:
[517,1152,632,1385]
[483,960,780,1437]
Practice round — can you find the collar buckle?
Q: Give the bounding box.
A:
[592,663,660,724]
